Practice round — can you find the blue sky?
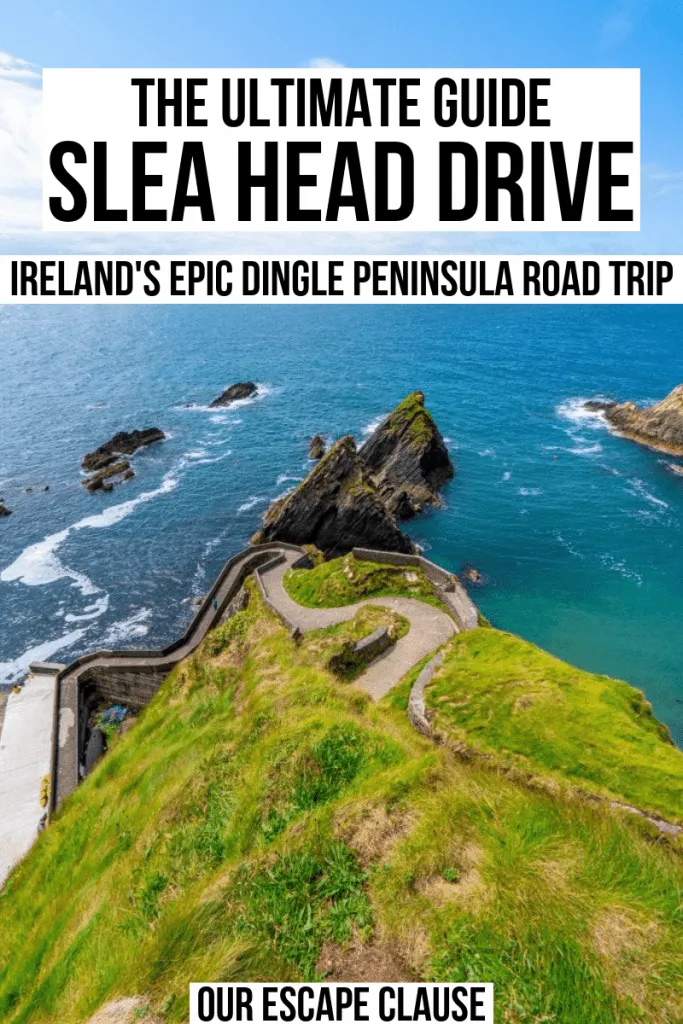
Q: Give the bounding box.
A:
[0,0,682,251]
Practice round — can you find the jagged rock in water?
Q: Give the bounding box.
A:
[0,500,12,517]
[309,434,326,460]
[359,391,454,518]
[82,428,165,473]
[83,460,135,493]
[585,385,683,455]
[210,382,257,408]
[252,436,414,557]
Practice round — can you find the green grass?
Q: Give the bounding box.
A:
[427,627,683,822]
[0,580,681,1023]
[388,390,438,447]
[284,552,442,608]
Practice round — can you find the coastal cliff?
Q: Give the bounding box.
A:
[252,436,414,556]
[2,564,681,1022]
[359,390,454,518]
[587,384,683,454]
[253,391,453,555]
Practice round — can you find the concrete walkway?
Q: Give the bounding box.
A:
[0,669,57,884]
[259,550,457,699]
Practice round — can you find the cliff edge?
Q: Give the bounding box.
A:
[253,391,453,556]
[252,436,414,556]
[587,384,683,455]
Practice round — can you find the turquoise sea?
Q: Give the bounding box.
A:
[0,304,682,745]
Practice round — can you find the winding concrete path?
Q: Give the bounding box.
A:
[0,543,461,889]
[259,550,457,699]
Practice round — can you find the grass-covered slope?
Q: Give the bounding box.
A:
[284,552,442,608]
[426,628,683,823]
[0,577,682,1024]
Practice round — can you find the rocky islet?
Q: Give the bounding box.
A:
[209,381,257,407]
[308,434,326,460]
[252,391,454,556]
[81,427,165,492]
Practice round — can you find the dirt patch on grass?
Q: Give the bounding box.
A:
[87,997,160,1023]
[317,937,418,981]
[418,842,489,913]
[591,907,676,1021]
[592,907,660,962]
[536,853,579,891]
[336,804,415,867]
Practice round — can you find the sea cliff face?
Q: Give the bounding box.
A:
[252,435,415,556]
[586,385,683,454]
[252,391,454,556]
[359,390,454,518]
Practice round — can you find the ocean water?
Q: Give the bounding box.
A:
[0,303,682,746]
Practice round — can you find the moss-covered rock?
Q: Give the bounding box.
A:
[359,391,454,518]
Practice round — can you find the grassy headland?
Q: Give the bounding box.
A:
[426,628,682,822]
[284,553,442,608]
[0,569,681,1024]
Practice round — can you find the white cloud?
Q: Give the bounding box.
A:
[648,169,683,196]
[0,52,42,232]
[0,50,40,81]
[306,57,346,68]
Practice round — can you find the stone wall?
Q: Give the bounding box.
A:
[351,546,479,631]
[47,542,306,814]
[46,540,478,815]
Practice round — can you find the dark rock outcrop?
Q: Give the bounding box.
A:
[0,500,12,517]
[359,391,454,518]
[82,428,165,473]
[585,385,683,455]
[252,436,415,557]
[309,434,326,460]
[253,392,453,557]
[83,460,135,493]
[210,382,257,408]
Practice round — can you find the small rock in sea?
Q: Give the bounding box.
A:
[461,564,485,586]
[82,427,165,474]
[664,462,683,477]
[24,487,33,493]
[0,500,12,517]
[43,485,50,491]
[83,460,135,492]
[583,399,615,413]
[309,434,326,460]
[209,382,257,408]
